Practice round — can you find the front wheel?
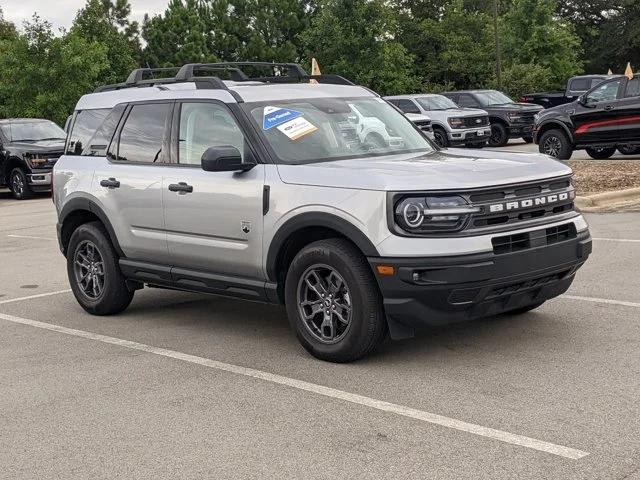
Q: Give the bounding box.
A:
[586,147,616,160]
[285,238,387,363]
[618,145,640,155]
[488,123,508,147]
[538,129,573,160]
[9,168,33,200]
[433,128,449,148]
[67,221,134,315]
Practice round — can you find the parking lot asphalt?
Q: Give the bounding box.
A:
[504,139,640,161]
[1,193,640,479]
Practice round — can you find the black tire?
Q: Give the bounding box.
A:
[67,221,134,315]
[285,238,387,363]
[586,146,616,160]
[507,301,545,315]
[433,127,449,148]
[522,135,534,143]
[488,122,508,147]
[538,129,573,160]
[9,167,33,200]
[617,145,640,156]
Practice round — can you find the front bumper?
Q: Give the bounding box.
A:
[369,230,591,337]
[27,170,52,191]
[508,122,535,137]
[448,127,491,145]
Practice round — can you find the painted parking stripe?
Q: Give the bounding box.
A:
[6,234,56,241]
[0,312,589,460]
[593,237,640,243]
[562,294,640,308]
[0,289,71,305]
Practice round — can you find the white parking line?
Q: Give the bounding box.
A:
[593,237,640,243]
[6,234,56,241]
[0,289,71,305]
[0,311,589,460]
[562,294,640,309]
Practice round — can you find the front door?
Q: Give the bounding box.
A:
[162,101,265,280]
[616,76,640,143]
[572,78,623,144]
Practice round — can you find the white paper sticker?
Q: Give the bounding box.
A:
[276,117,318,141]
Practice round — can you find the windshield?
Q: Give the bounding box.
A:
[243,97,434,164]
[0,121,66,142]
[416,95,458,110]
[475,91,514,106]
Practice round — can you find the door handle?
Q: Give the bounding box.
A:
[168,182,193,193]
[99,177,120,189]
[604,105,615,111]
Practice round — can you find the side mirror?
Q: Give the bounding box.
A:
[201,146,255,172]
[578,94,588,106]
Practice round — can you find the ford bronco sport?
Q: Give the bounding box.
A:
[54,62,592,362]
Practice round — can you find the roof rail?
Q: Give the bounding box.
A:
[125,67,180,85]
[176,62,308,81]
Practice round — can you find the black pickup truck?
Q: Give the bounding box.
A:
[0,119,66,199]
[520,75,619,109]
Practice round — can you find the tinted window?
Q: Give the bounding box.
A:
[586,79,622,104]
[415,95,458,110]
[66,109,110,155]
[569,78,591,92]
[458,94,480,108]
[388,99,420,114]
[115,103,170,163]
[83,104,126,156]
[179,103,245,165]
[625,77,640,98]
[0,120,65,142]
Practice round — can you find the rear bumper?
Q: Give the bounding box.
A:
[369,230,591,337]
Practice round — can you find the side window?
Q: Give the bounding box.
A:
[389,99,420,114]
[83,104,126,156]
[568,78,590,92]
[458,94,479,108]
[66,109,110,155]
[624,77,640,98]
[586,79,622,104]
[178,102,245,165]
[114,103,171,163]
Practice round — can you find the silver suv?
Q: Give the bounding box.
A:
[386,94,491,148]
[54,63,592,362]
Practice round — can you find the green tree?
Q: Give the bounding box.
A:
[302,0,418,94]
[71,0,140,84]
[0,6,17,42]
[0,16,108,125]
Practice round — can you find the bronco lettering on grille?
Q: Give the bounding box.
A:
[488,192,569,213]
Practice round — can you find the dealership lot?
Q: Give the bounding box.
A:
[1,194,639,479]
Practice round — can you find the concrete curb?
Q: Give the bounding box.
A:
[576,186,640,211]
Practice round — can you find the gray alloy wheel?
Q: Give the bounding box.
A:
[9,168,32,199]
[296,264,352,344]
[73,240,106,300]
[541,134,563,157]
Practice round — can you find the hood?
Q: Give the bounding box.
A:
[276,148,571,192]
[7,139,66,153]
[499,102,543,112]
[405,113,431,122]
[438,108,488,117]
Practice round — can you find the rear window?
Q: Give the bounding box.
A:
[83,105,126,156]
[66,109,110,155]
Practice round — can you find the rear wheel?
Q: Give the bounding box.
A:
[488,123,508,147]
[618,145,640,155]
[586,146,616,159]
[538,129,573,160]
[433,127,449,148]
[67,221,134,315]
[9,168,33,200]
[285,238,387,363]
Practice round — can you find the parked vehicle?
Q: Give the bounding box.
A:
[441,90,543,147]
[54,62,592,362]
[534,75,640,160]
[0,119,66,199]
[520,75,619,109]
[401,112,436,142]
[385,94,490,148]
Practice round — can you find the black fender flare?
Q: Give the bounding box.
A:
[537,120,574,144]
[265,212,379,281]
[59,197,124,257]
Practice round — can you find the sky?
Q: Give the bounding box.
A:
[2,0,168,32]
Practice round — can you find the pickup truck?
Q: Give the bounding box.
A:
[520,75,619,109]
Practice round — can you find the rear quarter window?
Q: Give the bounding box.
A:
[66,109,110,155]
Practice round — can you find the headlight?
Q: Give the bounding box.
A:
[447,117,465,129]
[393,195,480,234]
[25,154,48,168]
[507,112,522,121]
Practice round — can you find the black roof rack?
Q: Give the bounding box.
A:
[94,61,355,93]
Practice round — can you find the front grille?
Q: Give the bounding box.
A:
[516,113,537,124]
[492,223,577,255]
[463,116,489,128]
[467,177,575,231]
[413,120,433,132]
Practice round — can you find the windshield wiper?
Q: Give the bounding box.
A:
[38,137,66,141]
[12,139,38,142]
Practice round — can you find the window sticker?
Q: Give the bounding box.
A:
[276,117,318,141]
[263,106,303,130]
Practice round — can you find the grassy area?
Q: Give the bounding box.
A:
[568,160,640,196]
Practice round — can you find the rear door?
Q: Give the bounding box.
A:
[94,102,172,263]
[572,78,624,144]
[162,100,265,280]
[615,76,640,143]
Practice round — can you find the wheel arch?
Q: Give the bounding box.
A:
[537,121,574,144]
[59,198,124,258]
